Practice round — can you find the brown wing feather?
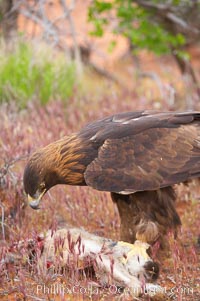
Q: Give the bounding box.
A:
[84,124,200,193]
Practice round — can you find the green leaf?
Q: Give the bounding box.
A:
[88,0,189,57]
[94,0,112,13]
[108,40,117,52]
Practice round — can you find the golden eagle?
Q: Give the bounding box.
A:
[23,111,200,244]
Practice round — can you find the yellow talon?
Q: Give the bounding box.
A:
[118,240,150,264]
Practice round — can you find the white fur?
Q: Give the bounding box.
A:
[40,227,165,298]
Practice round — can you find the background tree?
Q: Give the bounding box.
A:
[88,0,200,106]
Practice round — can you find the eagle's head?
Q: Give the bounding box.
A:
[23,151,51,209]
[23,147,65,209]
[23,136,88,210]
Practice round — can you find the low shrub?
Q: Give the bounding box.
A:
[0,41,76,107]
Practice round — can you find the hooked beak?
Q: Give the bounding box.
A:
[28,189,46,210]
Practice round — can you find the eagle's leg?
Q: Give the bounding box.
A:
[111,187,181,245]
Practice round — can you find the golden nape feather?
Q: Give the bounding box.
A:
[23,111,200,244]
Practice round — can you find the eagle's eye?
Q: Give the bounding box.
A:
[39,182,46,191]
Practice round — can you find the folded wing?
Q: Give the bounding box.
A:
[84,113,200,193]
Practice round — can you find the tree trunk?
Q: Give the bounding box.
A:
[0,0,18,41]
[172,52,200,109]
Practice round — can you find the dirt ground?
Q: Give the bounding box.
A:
[0,100,199,301]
